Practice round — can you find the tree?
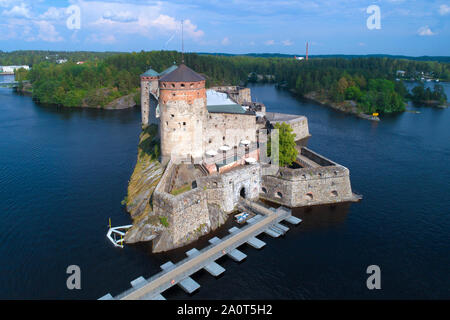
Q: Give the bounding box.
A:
[269,123,298,167]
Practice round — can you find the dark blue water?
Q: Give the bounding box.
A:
[0,76,449,299]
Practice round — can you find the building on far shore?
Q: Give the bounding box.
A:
[0,65,30,74]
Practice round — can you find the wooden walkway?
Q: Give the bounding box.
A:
[100,200,302,300]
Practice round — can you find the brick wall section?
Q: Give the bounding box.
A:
[159,80,207,163]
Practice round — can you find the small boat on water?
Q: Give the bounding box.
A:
[234,212,250,224]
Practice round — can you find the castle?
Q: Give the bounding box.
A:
[137,63,359,252]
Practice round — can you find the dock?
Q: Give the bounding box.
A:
[100,200,302,300]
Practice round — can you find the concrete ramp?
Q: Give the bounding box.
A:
[186,247,226,277]
[98,293,114,300]
[186,248,200,257]
[178,277,200,294]
[264,228,281,238]
[275,223,289,233]
[141,292,166,300]
[284,216,302,225]
[204,262,225,277]
[246,237,266,249]
[227,249,247,262]
[160,260,200,294]
[130,276,147,289]
[228,227,240,233]
[270,225,286,235]
[160,261,176,271]
[208,237,221,245]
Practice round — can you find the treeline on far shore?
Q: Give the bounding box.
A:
[7,50,450,111]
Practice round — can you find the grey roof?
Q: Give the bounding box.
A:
[141,68,159,77]
[159,65,178,77]
[159,64,205,82]
[207,104,246,114]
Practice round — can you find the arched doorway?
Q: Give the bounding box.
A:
[240,187,246,199]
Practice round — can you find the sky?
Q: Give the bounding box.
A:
[0,0,449,56]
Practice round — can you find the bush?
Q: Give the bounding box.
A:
[159,216,169,227]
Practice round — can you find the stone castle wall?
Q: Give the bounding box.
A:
[204,113,256,152]
[260,148,355,207]
[210,86,252,105]
[140,77,159,126]
[199,164,261,212]
[151,160,210,252]
[266,112,310,141]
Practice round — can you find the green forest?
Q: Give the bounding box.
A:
[6,50,449,111]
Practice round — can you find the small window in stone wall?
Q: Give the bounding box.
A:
[262,187,267,194]
[276,191,283,198]
[183,122,186,126]
[305,192,313,200]
[331,190,338,197]
[171,83,175,88]
[181,83,185,88]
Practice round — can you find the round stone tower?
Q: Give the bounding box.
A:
[158,64,206,164]
[140,68,159,126]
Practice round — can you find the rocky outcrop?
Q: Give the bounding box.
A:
[81,88,138,109]
[303,91,380,121]
[104,93,137,109]
[123,125,165,244]
[124,215,164,243]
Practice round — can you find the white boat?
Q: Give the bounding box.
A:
[234,212,250,224]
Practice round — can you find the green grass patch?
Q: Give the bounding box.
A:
[170,184,191,196]
[159,216,169,227]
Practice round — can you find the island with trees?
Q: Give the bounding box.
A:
[4,50,449,113]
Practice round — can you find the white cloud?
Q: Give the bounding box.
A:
[282,39,293,46]
[221,37,230,45]
[264,39,275,45]
[149,15,204,39]
[103,10,137,23]
[35,20,64,42]
[87,33,117,44]
[439,4,450,15]
[2,3,31,19]
[87,0,205,42]
[39,7,67,21]
[417,26,435,36]
[0,0,15,8]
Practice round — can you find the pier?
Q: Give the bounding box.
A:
[99,200,302,300]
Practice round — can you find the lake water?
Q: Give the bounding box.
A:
[0,75,449,299]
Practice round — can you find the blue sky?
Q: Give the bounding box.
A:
[0,0,449,55]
